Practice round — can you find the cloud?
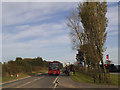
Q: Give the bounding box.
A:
[3,21,68,42]
[2,0,120,2]
[106,3,118,33]
[2,33,71,63]
[2,2,77,26]
[2,2,78,62]
[2,20,72,62]
[2,2,119,64]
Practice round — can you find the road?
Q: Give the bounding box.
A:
[1,73,119,89]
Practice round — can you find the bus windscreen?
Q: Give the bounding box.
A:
[49,63,59,70]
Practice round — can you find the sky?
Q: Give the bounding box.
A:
[1,2,119,65]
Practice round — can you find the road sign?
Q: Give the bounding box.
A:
[106,54,109,60]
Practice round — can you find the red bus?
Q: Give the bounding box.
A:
[48,61,60,75]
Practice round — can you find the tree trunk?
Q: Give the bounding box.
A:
[88,64,90,72]
[101,59,107,81]
[98,63,101,83]
[83,53,87,72]
[96,45,107,81]
[93,65,97,83]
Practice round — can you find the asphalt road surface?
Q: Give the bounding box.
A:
[2,73,118,89]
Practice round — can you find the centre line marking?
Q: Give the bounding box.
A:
[53,83,58,89]
[53,76,60,89]
[53,76,58,84]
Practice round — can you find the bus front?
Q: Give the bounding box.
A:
[48,62,60,75]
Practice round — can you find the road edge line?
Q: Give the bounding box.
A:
[0,76,31,85]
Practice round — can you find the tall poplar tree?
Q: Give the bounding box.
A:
[78,2,108,82]
[67,2,108,83]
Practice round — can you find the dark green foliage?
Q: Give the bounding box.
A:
[16,57,22,61]
[2,63,9,77]
[2,57,63,77]
[70,64,74,71]
[2,57,46,77]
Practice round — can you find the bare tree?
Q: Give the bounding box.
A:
[67,10,88,71]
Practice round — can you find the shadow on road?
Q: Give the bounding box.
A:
[36,73,69,77]
[26,72,70,78]
[35,73,59,77]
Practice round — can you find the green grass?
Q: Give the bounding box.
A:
[71,72,94,83]
[2,73,28,83]
[0,77,2,83]
[110,74,118,86]
[71,72,119,86]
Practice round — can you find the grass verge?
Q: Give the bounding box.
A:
[71,72,119,86]
[2,69,48,83]
[71,72,94,83]
[2,73,28,83]
[110,74,118,86]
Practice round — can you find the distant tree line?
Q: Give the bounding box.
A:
[2,57,63,77]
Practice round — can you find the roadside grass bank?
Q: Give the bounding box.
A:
[0,77,2,83]
[2,73,28,83]
[2,69,48,83]
[110,74,118,86]
[71,72,119,86]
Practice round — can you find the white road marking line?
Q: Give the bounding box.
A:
[53,76,60,89]
[53,77,58,84]
[53,83,58,89]
[16,77,44,88]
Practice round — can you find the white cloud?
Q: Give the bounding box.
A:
[2,0,120,2]
[15,25,30,30]
[2,21,72,62]
[2,2,78,63]
[2,33,71,62]
[3,22,67,42]
[2,2,119,65]
[2,2,77,26]
[106,4,118,33]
